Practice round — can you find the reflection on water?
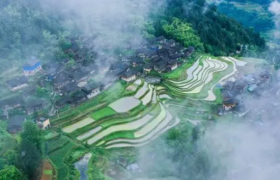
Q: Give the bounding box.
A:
[74,153,92,180]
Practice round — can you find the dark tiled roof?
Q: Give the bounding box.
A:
[222,90,233,99]
[154,62,167,72]
[53,73,70,84]
[223,98,239,105]
[144,64,153,69]
[7,115,26,132]
[22,86,36,96]
[60,82,79,94]
[72,68,88,81]
[83,82,100,92]
[56,96,74,107]
[122,69,138,78]
[37,117,48,122]
[72,91,87,102]
[6,76,28,88]
[223,81,235,90]
[168,39,176,44]
[25,99,45,109]
[169,53,181,60]
[0,96,23,107]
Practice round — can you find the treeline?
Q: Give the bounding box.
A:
[0,121,43,180]
[218,1,274,32]
[224,0,271,5]
[0,0,267,69]
[151,0,266,56]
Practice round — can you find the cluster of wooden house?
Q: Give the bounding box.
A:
[219,70,271,116]
[0,36,195,133]
[119,37,194,82]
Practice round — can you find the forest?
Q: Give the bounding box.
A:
[152,0,266,56]
[218,0,274,32]
[0,0,266,73]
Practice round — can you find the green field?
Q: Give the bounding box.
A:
[90,107,117,120]
[48,137,76,180]
[0,122,17,156]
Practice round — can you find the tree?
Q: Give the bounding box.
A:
[19,121,43,179]
[20,121,43,151]
[0,166,26,180]
[162,18,204,50]
[19,139,42,179]
[2,150,19,167]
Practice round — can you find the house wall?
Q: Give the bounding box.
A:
[78,81,87,87]
[122,75,136,82]
[8,83,28,91]
[42,119,51,130]
[23,64,42,76]
[144,68,151,73]
[87,88,101,99]
[4,104,22,111]
[223,104,237,111]
[171,64,178,70]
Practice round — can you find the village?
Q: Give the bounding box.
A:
[1,34,278,180]
[0,36,194,133]
[217,59,276,120]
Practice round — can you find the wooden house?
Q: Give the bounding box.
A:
[37,117,51,130]
[23,57,42,76]
[5,76,28,91]
[82,82,101,99]
[7,115,26,133]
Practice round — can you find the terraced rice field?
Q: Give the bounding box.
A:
[59,57,232,149]
[134,104,166,138]
[109,96,141,113]
[67,80,177,148]
[87,114,154,145]
[141,85,154,105]
[105,110,173,145]
[55,56,237,150]
[76,126,102,141]
[164,57,232,98]
[105,116,180,149]
[134,82,149,99]
[63,117,95,133]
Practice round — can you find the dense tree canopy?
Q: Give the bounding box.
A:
[152,0,266,55]
[0,165,26,180]
[162,18,204,50]
[218,1,274,32]
[19,121,43,179]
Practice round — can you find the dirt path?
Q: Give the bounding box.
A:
[40,159,54,180]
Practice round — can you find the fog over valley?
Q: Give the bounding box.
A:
[0,1,279,180]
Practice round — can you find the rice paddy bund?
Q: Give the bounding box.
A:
[56,56,238,148]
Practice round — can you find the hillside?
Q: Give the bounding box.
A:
[217,0,280,46]
[152,0,266,56]
[0,1,273,180]
[0,0,266,72]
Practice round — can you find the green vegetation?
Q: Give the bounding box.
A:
[0,166,26,180]
[19,121,43,180]
[163,18,203,50]
[163,56,198,80]
[154,0,265,56]
[103,131,135,142]
[43,170,52,175]
[90,107,117,121]
[218,1,274,32]
[48,138,76,180]
[47,136,70,153]
[0,122,17,156]
[163,57,233,101]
